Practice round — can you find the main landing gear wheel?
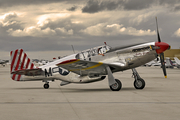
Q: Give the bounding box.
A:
[44,83,49,89]
[110,79,122,91]
[134,79,145,89]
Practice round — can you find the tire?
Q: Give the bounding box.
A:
[134,79,145,89]
[44,84,49,89]
[110,79,122,91]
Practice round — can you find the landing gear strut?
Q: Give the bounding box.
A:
[132,68,145,89]
[106,66,122,91]
[44,82,49,89]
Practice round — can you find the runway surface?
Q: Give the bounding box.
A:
[0,65,180,120]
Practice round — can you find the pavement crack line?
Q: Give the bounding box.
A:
[55,82,81,120]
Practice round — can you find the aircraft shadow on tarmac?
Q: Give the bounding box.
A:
[58,87,148,93]
[11,87,155,93]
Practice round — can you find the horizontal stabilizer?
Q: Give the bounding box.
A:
[11,68,43,76]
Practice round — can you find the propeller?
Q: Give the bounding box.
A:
[156,17,161,42]
[155,17,167,78]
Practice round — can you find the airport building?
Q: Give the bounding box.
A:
[164,49,180,59]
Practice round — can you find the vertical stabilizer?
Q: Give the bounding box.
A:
[10,49,36,81]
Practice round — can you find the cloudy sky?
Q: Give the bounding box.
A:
[1,0,180,59]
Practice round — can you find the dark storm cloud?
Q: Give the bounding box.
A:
[0,0,81,8]
[172,5,180,11]
[82,0,180,13]
[122,0,154,10]
[67,6,78,11]
[158,0,180,5]
[82,0,121,13]
[0,0,54,7]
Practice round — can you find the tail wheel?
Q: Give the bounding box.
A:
[110,79,122,91]
[44,84,49,89]
[134,79,145,89]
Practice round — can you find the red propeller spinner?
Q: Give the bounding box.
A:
[155,42,170,54]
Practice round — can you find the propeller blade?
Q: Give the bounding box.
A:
[156,17,161,42]
[160,53,167,78]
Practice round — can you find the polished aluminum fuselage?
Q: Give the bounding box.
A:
[21,42,157,83]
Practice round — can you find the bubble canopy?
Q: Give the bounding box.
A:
[76,45,111,60]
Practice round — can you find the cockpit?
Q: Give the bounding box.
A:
[76,45,111,60]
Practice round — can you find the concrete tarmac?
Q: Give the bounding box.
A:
[0,65,180,120]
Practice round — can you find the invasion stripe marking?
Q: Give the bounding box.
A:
[19,49,25,69]
[20,53,27,69]
[11,50,18,72]
[30,63,34,69]
[12,49,21,80]
[12,49,20,73]
[12,73,16,80]
[13,49,23,81]
[17,75,21,81]
[24,54,28,69]
[26,59,30,69]
[14,49,23,71]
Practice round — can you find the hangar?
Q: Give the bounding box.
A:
[164,49,180,59]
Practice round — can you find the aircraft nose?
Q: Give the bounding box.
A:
[155,42,170,54]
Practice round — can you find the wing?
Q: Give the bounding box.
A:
[56,59,125,76]
[174,57,180,65]
[11,68,43,76]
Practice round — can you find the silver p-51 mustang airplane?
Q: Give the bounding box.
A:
[10,18,170,91]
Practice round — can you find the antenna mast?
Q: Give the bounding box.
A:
[71,45,75,54]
